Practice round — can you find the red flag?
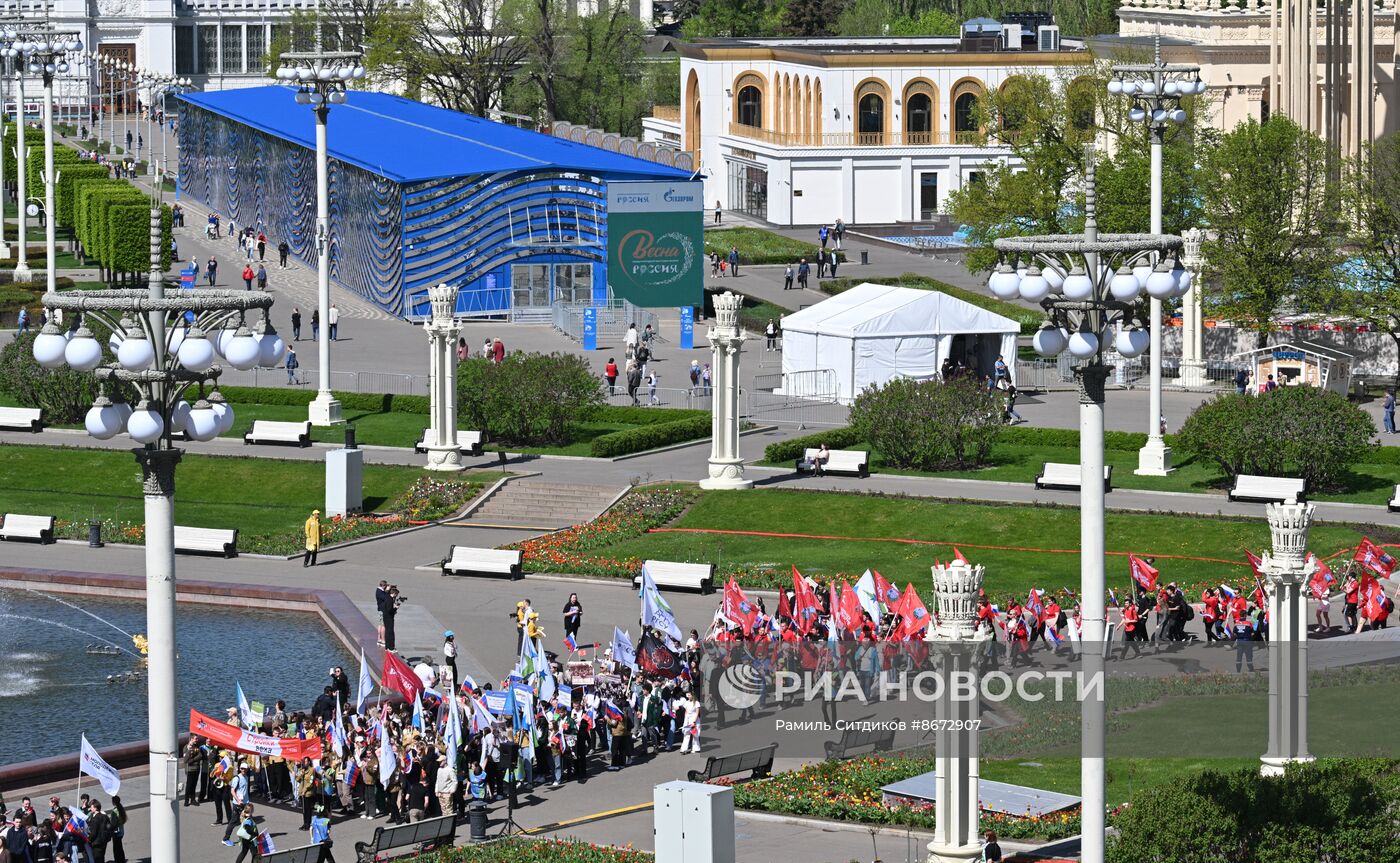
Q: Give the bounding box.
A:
[1244,550,1264,580]
[1353,537,1397,577]
[837,580,865,632]
[1252,583,1267,609]
[892,584,930,640]
[1306,553,1335,600]
[722,577,758,635]
[383,650,424,701]
[872,569,899,608]
[792,568,821,635]
[953,547,968,564]
[1026,587,1044,619]
[1128,555,1159,592]
[777,585,792,621]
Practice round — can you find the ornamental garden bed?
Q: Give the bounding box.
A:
[408,839,652,862]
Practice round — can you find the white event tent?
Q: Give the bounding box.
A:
[780,282,1020,404]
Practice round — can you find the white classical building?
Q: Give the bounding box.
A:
[643,23,1091,226]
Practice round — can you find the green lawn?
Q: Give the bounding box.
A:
[776,440,1400,506]
[0,443,444,535]
[579,488,1387,596]
[704,226,843,265]
[981,757,1259,808]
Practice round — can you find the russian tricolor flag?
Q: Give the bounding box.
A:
[1220,584,1237,599]
[604,701,624,723]
[256,832,276,855]
[564,633,578,653]
[345,759,361,788]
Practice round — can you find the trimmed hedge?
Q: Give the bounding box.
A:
[589,416,711,458]
[763,426,866,463]
[997,426,1175,452]
[585,404,708,425]
[57,164,112,226]
[3,128,46,183]
[217,385,430,415]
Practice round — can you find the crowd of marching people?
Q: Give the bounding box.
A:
[0,795,126,863]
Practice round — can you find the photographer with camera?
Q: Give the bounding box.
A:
[383,586,404,652]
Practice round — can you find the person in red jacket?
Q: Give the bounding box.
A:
[1201,588,1222,641]
[1343,573,1360,633]
[604,358,619,395]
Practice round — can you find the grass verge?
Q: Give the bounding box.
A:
[704,226,845,265]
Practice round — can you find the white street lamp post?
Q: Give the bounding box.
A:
[424,282,465,471]
[699,290,753,490]
[1107,38,1204,477]
[1260,501,1315,777]
[10,30,85,298]
[33,208,285,863]
[927,558,989,863]
[990,146,1183,863]
[275,50,366,427]
[11,50,29,281]
[0,51,9,260]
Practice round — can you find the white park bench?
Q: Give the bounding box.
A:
[633,559,716,594]
[173,525,239,558]
[0,406,44,431]
[1227,474,1308,504]
[442,545,523,579]
[414,430,486,457]
[1389,484,1400,514]
[1036,462,1114,492]
[0,513,55,544]
[243,420,312,447]
[794,447,870,477]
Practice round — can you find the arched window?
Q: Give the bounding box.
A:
[955,92,979,138]
[737,86,762,128]
[859,94,884,137]
[854,78,889,145]
[906,94,932,139]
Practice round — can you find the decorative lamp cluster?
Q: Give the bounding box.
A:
[0,31,83,75]
[274,55,366,106]
[1106,39,1206,128]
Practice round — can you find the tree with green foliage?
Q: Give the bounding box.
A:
[1199,117,1340,343]
[56,165,111,227]
[456,352,603,445]
[1107,759,1399,863]
[680,0,782,38]
[781,0,846,36]
[1176,387,1375,491]
[0,327,119,423]
[1333,133,1400,385]
[836,0,956,36]
[849,375,1001,470]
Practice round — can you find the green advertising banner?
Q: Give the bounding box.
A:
[607,181,704,308]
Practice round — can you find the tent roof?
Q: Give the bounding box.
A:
[178,87,692,184]
[780,282,1021,338]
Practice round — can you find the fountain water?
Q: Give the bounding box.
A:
[0,613,142,658]
[17,587,140,642]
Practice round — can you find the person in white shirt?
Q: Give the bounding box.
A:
[442,631,458,687]
[412,657,437,690]
[679,692,702,753]
[328,304,340,341]
[624,323,639,359]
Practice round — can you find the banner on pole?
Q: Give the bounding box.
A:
[606,181,703,308]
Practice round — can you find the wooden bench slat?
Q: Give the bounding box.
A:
[0,513,55,544]
[1035,462,1113,492]
[634,560,715,594]
[0,406,43,432]
[795,447,870,477]
[442,545,523,579]
[414,430,486,456]
[244,420,313,448]
[174,525,239,558]
[353,813,455,863]
[685,742,777,783]
[1228,474,1308,503]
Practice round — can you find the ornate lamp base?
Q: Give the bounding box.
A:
[12,262,33,283]
[700,459,753,490]
[309,392,344,426]
[1176,361,1209,389]
[1260,754,1314,777]
[1134,439,1173,476]
[926,842,984,863]
[423,445,465,473]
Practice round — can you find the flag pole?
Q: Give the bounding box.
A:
[75,735,84,809]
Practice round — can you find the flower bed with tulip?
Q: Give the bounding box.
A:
[509,486,696,578]
[409,838,652,862]
[721,755,1081,840]
[55,476,486,555]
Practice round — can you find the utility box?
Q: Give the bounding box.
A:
[654,781,735,863]
[325,448,363,518]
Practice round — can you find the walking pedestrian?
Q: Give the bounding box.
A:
[456,337,468,362]
[328,304,339,341]
[797,258,809,289]
[16,306,29,334]
[492,338,504,364]
[625,360,642,406]
[256,232,266,261]
[1384,388,1395,435]
[764,318,777,351]
[241,264,255,291]
[647,368,659,405]
[783,263,793,290]
[818,224,830,249]
[311,310,320,341]
[834,218,845,250]
[206,257,218,286]
[291,308,302,341]
[256,264,267,290]
[105,796,127,863]
[828,248,839,278]
[285,346,299,384]
[562,593,582,641]
[727,246,739,277]
[710,252,719,278]
[277,240,289,268]
[442,630,458,686]
[303,510,321,567]
[604,357,618,395]
[713,200,721,225]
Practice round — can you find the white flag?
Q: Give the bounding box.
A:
[611,626,636,670]
[853,570,881,624]
[640,565,683,643]
[356,648,373,714]
[235,681,261,728]
[445,692,461,768]
[79,734,121,795]
[378,723,396,786]
[331,695,347,758]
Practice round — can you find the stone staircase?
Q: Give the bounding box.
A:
[455,480,625,530]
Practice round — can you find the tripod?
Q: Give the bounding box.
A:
[494,777,527,837]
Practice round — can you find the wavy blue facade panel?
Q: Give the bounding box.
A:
[177,101,405,315]
[401,171,608,317]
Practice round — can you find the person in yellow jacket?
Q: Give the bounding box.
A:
[303,509,322,567]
